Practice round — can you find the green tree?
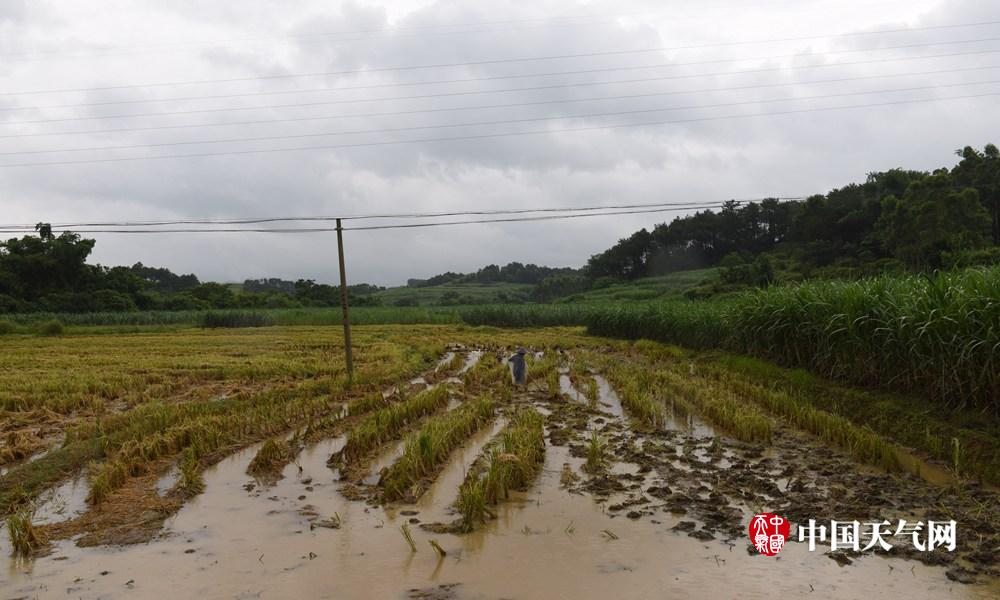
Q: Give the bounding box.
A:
[877,171,991,268]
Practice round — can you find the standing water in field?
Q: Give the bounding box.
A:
[3,394,997,599]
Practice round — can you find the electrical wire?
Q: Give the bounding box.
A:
[0,205,750,234]
[7,36,999,112]
[1,91,996,168]
[6,0,908,60]
[6,79,997,157]
[4,64,996,140]
[0,199,793,230]
[5,19,998,96]
[7,47,999,126]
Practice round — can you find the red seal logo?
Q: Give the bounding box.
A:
[750,513,789,556]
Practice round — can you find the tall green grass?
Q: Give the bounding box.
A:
[587,267,1000,411]
[727,268,999,411]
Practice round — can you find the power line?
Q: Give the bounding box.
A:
[2,91,995,168]
[0,11,658,61]
[0,205,752,234]
[5,19,998,97]
[8,79,997,157]
[0,199,793,230]
[7,36,999,112]
[5,0,897,60]
[7,47,999,127]
[5,64,996,140]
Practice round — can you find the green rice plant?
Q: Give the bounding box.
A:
[577,374,599,407]
[705,371,900,470]
[654,368,772,444]
[247,438,293,477]
[382,396,495,501]
[429,539,447,558]
[179,447,204,495]
[462,355,510,389]
[400,523,416,552]
[604,364,667,427]
[87,458,131,504]
[347,391,389,417]
[546,370,562,401]
[456,408,545,531]
[456,477,490,532]
[0,320,16,335]
[952,438,961,479]
[341,385,452,464]
[1,325,460,515]
[7,509,41,557]
[584,430,605,473]
[443,351,465,372]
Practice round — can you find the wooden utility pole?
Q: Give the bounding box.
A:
[335,218,354,379]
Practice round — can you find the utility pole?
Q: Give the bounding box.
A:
[335,218,354,380]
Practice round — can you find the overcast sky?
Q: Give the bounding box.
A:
[1,0,997,285]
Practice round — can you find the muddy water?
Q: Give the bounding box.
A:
[2,362,997,599]
[458,350,483,374]
[3,428,995,600]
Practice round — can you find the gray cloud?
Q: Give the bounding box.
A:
[0,0,995,285]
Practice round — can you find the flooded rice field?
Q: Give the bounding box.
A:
[2,341,998,600]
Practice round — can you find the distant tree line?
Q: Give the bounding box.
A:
[2,143,995,312]
[585,144,1000,285]
[407,262,578,288]
[0,226,385,314]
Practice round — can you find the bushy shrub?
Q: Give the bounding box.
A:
[199,311,273,328]
[37,319,64,336]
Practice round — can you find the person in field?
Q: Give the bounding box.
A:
[508,347,528,385]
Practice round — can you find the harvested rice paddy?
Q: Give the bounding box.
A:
[0,325,997,599]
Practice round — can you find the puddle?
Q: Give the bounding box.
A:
[664,407,715,437]
[3,360,997,599]
[5,422,996,600]
[892,448,963,489]
[457,351,482,374]
[559,374,582,402]
[364,439,408,486]
[435,352,456,371]
[155,465,181,497]
[32,475,90,526]
[593,375,624,418]
[0,446,56,478]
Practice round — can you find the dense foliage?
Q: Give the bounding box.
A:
[406,262,578,287]
[0,226,382,313]
[585,266,1000,412]
[586,144,999,283]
